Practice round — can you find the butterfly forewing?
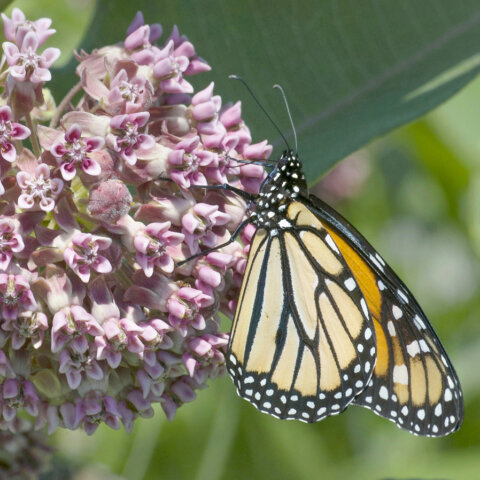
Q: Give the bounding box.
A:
[227,200,377,422]
[309,195,464,436]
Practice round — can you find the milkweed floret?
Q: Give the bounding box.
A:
[0,8,270,464]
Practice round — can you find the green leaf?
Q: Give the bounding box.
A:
[51,0,480,183]
[0,1,13,14]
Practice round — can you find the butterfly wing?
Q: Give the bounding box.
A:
[309,194,464,436]
[227,200,377,422]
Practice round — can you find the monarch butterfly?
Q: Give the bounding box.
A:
[225,148,463,437]
[186,80,464,436]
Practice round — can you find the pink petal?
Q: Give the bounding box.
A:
[81,157,101,176]
[17,194,34,209]
[2,143,17,163]
[60,162,77,181]
[0,106,12,122]
[39,47,60,68]
[11,122,31,140]
[30,67,51,83]
[85,136,105,151]
[65,124,82,142]
[92,256,112,274]
[21,31,39,52]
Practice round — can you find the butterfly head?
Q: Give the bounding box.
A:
[255,150,307,229]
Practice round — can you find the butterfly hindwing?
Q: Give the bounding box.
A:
[227,201,377,422]
[309,195,464,436]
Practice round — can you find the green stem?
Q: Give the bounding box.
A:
[25,113,41,158]
[49,81,83,129]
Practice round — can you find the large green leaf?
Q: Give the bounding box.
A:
[50,0,480,182]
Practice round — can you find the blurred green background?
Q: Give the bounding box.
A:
[3,0,480,479]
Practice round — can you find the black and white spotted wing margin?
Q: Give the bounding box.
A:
[226,214,377,423]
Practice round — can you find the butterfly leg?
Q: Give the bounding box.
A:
[188,183,255,202]
[179,216,255,265]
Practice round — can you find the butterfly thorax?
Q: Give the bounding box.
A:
[254,150,307,229]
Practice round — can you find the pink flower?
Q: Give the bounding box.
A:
[0,217,24,270]
[0,10,270,437]
[107,112,154,165]
[16,163,63,212]
[0,274,37,320]
[125,12,162,45]
[64,233,112,283]
[153,40,193,93]
[0,106,30,162]
[167,25,211,75]
[50,124,104,181]
[3,31,60,83]
[107,68,153,114]
[2,310,48,350]
[58,346,104,390]
[133,221,184,277]
[167,287,211,336]
[167,135,216,188]
[183,333,228,383]
[51,305,104,353]
[181,203,231,254]
[95,317,145,368]
[191,82,223,135]
[2,8,55,46]
[140,318,174,353]
[1,379,39,421]
[74,393,121,435]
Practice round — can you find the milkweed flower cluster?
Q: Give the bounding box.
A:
[0,7,270,445]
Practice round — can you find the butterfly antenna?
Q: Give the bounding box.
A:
[273,84,297,153]
[229,74,290,151]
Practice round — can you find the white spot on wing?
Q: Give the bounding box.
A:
[393,365,409,385]
[392,305,403,320]
[387,321,396,336]
[435,404,442,416]
[360,298,369,319]
[407,341,420,357]
[379,386,389,399]
[419,339,430,353]
[377,280,386,290]
[369,254,384,272]
[397,289,408,303]
[344,277,356,291]
[325,234,339,254]
[414,314,426,330]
